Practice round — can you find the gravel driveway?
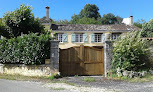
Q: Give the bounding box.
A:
[54,76,153,92]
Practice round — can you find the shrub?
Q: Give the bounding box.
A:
[112,31,152,73]
[0,33,51,65]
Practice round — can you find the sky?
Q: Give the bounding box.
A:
[0,0,153,22]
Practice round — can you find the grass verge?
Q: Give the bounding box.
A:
[109,73,153,83]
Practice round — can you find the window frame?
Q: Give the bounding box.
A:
[56,33,63,43]
[94,33,103,43]
[74,33,83,43]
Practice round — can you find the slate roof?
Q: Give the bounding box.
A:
[51,24,141,32]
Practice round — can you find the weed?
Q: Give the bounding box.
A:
[51,87,65,90]
[83,77,96,82]
[74,75,78,77]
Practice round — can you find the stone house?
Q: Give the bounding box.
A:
[41,6,140,49]
[51,23,140,49]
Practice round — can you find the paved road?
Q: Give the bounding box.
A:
[0,79,54,92]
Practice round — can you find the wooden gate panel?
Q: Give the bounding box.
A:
[59,45,104,76]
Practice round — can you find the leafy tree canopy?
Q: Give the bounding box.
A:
[134,19,146,28]
[101,13,117,24]
[79,4,101,19]
[0,4,44,38]
[141,19,153,37]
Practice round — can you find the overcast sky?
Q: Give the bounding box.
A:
[0,0,153,22]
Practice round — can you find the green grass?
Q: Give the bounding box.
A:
[109,73,153,83]
[48,75,55,80]
[82,77,96,82]
[0,73,49,81]
[51,87,65,90]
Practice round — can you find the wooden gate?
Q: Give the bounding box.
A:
[59,45,104,76]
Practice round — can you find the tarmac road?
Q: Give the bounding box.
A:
[0,79,52,92]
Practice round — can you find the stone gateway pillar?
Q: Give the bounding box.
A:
[104,33,113,77]
[50,40,59,72]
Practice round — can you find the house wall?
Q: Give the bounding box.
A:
[55,31,126,49]
[59,32,104,49]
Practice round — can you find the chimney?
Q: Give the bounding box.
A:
[129,16,133,26]
[122,16,133,26]
[46,6,50,20]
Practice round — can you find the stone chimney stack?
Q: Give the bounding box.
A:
[129,16,133,26]
[122,16,133,26]
[46,6,50,20]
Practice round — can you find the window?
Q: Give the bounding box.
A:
[112,33,121,40]
[56,33,63,42]
[94,33,102,42]
[75,33,83,42]
[91,33,105,43]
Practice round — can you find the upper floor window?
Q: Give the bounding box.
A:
[112,33,121,40]
[75,33,83,42]
[94,33,102,42]
[57,33,63,42]
[71,33,88,43]
[56,33,67,42]
[91,33,105,43]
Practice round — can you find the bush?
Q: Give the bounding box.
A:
[0,33,51,65]
[112,31,152,73]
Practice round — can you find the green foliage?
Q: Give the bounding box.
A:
[116,16,123,24]
[79,4,101,19]
[82,77,96,82]
[112,31,152,72]
[0,33,51,65]
[48,73,60,80]
[101,13,117,24]
[1,4,44,38]
[141,19,153,37]
[77,17,101,24]
[70,4,101,24]
[134,19,146,28]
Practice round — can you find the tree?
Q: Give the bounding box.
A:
[79,4,101,19]
[77,17,100,24]
[101,13,117,24]
[116,16,123,24]
[70,14,80,24]
[1,4,44,38]
[70,4,101,24]
[134,19,146,28]
[141,19,153,37]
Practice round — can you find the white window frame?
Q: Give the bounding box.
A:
[75,33,83,43]
[57,33,63,42]
[94,33,102,43]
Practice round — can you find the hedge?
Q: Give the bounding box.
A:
[112,31,153,72]
[0,33,51,65]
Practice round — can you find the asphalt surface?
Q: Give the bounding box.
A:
[57,76,153,92]
[0,79,53,92]
[1,77,153,92]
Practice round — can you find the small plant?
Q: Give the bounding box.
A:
[83,77,96,82]
[48,73,60,80]
[48,75,55,80]
[74,75,78,77]
[51,87,65,90]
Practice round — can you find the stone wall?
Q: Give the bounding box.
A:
[0,64,59,76]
